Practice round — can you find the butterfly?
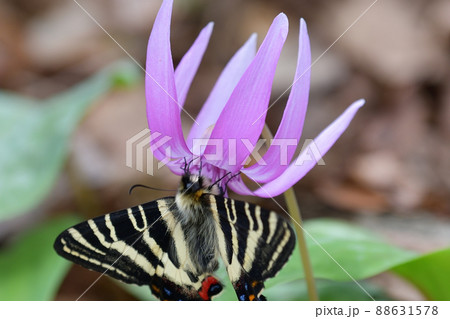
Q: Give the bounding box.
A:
[54,170,295,301]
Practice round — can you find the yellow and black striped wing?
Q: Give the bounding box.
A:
[209,195,296,301]
[54,197,221,300]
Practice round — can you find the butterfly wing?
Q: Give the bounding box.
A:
[54,197,222,300]
[208,195,296,301]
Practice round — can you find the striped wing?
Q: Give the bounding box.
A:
[208,195,296,301]
[54,197,221,300]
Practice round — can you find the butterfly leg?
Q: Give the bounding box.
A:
[233,274,266,301]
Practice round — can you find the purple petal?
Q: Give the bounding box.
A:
[202,13,289,173]
[187,33,257,149]
[236,99,366,197]
[227,176,257,196]
[175,22,214,107]
[146,0,191,160]
[242,19,311,183]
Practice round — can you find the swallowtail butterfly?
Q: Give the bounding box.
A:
[54,170,295,301]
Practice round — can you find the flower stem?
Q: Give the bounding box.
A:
[283,187,318,301]
[261,124,318,301]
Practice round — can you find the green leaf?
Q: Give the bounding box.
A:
[268,219,417,288]
[210,260,238,301]
[0,215,81,300]
[264,279,389,301]
[0,61,140,222]
[392,248,450,301]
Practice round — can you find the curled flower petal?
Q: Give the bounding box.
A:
[230,99,365,197]
[203,13,289,173]
[187,33,257,149]
[144,1,365,197]
[242,18,311,183]
[227,176,257,196]
[175,22,214,107]
[146,0,191,160]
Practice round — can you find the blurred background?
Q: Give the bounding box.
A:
[0,0,449,301]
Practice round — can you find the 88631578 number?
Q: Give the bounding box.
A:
[375,305,438,316]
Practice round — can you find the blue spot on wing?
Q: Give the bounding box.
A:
[163,287,172,296]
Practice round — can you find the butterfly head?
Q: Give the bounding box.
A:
[175,173,220,217]
[179,173,220,200]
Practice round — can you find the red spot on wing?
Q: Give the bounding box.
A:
[198,276,220,301]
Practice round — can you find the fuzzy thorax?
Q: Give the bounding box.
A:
[175,173,220,223]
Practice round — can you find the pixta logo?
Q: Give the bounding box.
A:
[126,129,325,175]
[126,129,172,175]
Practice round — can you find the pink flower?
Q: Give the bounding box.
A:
[146,0,364,197]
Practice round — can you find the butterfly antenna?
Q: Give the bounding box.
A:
[198,157,203,176]
[182,157,188,174]
[128,184,177,195]
[224,172,241,190]
[209,172,232,190]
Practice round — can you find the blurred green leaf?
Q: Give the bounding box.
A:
[267,219,417,288]
[0,215,81,300]
[0,61,140,222]
[392,248,450,301]
[264,279,389,301]
[210,260,237,301]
